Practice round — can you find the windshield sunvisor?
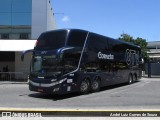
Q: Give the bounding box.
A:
[57,47,75,54]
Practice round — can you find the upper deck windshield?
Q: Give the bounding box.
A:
[35,30,67,50]
[35,29,88,50]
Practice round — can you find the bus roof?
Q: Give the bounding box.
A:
[40,29,140,49]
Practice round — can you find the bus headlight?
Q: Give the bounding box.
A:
[51,79,57,82]
[59,78,67,83]
[53,88,60,92]
[52,81,59,86]
[51,78,67,86]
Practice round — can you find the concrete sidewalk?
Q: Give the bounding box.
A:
[0,81,28,85]
[141,77,160,80]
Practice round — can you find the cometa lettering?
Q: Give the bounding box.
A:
[98,51,114,60]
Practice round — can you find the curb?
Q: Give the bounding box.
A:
[0,81,28,85]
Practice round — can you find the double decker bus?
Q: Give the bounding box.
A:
[21,29,142,94]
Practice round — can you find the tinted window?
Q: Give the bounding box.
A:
[0,52,15,61]
[147,46,156,49]
[0,0,31,39]
[67,30,88,47]
[35,30,67,50]
[108,39,127,52]
[87,33,108,52]
[12,0,32,13]
[0,0,11,13]
[19,33,28,39]
[1,34,9,39]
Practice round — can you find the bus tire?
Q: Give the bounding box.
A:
[133,74,137,82]
[91,77,101,92]
[80,78,90,94]
[128,74,133,84]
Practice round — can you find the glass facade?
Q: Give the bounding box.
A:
[0,0,32,39]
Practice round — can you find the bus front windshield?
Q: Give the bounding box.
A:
[31,55,63,77]
[31,53,79,77]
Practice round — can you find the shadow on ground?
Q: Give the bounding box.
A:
[28,81,140,101]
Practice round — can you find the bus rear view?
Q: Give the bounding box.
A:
[22,29,142,95]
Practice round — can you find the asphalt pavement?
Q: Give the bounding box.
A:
[0,77,160,111]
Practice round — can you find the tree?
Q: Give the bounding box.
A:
[119,33,149,61]
[119,33,134,44]
[134,37,149,61]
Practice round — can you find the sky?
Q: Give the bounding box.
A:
[51,0,160,41]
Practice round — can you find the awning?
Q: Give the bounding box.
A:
[149,56,160,58]
[149,55,160,58]
[0,40,36,52]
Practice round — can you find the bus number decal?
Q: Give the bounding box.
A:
[125,49,139,65]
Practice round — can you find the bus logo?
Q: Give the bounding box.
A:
[98,51,114,60]
[125,49,139,65]
[41,51,47,54]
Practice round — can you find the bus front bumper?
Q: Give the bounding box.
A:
[29,79,67,94]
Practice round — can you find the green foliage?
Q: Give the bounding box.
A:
[119,34,134,43]
[119,33,149,61]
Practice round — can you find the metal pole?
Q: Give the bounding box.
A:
[148,62,151,78]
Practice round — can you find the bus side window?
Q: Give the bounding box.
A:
[87,33,109,52]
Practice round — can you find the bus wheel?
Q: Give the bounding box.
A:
[133,74,137,82]
[128,74,133,84]
[80,78,90,94]
[91,77,100,92]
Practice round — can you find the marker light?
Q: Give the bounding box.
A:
[34,40,38,47]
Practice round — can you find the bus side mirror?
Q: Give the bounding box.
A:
[21,53,24,61]
[21,49,34,62]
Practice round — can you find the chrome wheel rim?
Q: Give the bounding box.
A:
[80,80,88,92]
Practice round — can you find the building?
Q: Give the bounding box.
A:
[147,41,160,62]
[0,0,56,80]
[144,41,160,76]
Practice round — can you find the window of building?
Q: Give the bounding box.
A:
[19,33,28,39]
[0,52,15,61]
[1,34,9,39]
[0,0,32,39]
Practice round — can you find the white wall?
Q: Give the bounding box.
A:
[0,40,36,51]
[31,0,56,39]
[47,0,56,30]
[15,52,32,73]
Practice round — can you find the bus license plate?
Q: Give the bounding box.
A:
[37,88,44,92]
